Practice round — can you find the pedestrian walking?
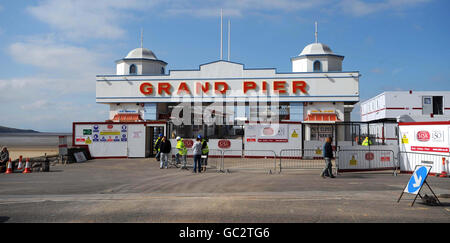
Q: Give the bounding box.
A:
[321,137,335,178]
[159,136,171,169]
[192,137,202,173]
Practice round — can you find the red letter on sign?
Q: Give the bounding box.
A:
[196,82,210,94]
[215,82,229,94]
[293,81,307,94]
[177,82,191,95]
[243,81,257,94]
[273,81,287,94]
[140,82,153,95]
[158,83,172,95]
[262,81,268,93]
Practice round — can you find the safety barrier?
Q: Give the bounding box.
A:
[222,150,277,173]
[398,151,449,176]
[278,149,337,173]
[337,149,397,175]
[169,148,224,172]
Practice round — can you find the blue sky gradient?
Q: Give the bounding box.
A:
[0,0,449,132]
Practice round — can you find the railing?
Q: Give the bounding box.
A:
[336,149,398,175]
[222,150,277,174]
[169,148,224,172]
[279,149,337,174]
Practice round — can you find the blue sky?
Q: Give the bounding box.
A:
[0,0,449,132]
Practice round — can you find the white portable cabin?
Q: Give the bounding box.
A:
[361,91,450,122]
[398,121,450,175]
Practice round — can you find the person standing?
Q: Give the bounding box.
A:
[159,136,171,169]
[201,136,209,172]
[0,146,9,173]
[154,134,163,161]
[192,137,202,173]
[321,137,335,178]
[176,136,188,169]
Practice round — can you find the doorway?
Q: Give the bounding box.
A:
[146,125,165,157]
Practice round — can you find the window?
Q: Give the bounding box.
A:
[313,60,321,72]
[422,96,443,115]
[129,64,137,75]
[161,67,165,74]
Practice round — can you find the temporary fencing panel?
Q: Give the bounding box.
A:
[279,149,336,173]
[337,149,397,175]
[222,150,277,173]
[170,148,224,172]
[398,151,449,175]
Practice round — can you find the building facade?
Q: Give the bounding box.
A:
[96,41,360,142]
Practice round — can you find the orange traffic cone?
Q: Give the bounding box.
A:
[23,158,32,174]
[5,158,13,174]
[439,157,448,178]
[17,156,23,170]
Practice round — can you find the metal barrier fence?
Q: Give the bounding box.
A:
[337,149,397,175]
[222,150,277,173]
[169,148,224,172]
[398,151,449,175]
[279,149,337,173]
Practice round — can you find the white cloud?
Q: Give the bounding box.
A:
[26,0,161,40]
[338,0,433,17]
[161,0,329,18]
[9,39,106,74]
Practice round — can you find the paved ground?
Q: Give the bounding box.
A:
[0,158,449,223]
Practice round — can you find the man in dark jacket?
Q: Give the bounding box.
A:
[321,137,335,178]
[159,136,172,169]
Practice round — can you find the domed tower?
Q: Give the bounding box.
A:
[116,47,168,75]
[291,23,344,72]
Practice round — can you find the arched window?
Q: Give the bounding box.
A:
[129,64,137,75]
[313,60,321,72]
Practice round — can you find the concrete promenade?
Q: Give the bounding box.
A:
[0,158,449,223]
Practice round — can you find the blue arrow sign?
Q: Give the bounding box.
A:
[405,166,431,194]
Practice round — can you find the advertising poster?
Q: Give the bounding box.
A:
[258,124,289,143]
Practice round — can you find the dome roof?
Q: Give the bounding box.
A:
[125,48,157,60]
[299,43,334,56]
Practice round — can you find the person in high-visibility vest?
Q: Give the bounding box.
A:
[200,136,209,172]
[154,134,163,161]
[176,136,188,169]
[362,136,372,146]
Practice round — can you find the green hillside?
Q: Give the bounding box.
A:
[0,126,39,133]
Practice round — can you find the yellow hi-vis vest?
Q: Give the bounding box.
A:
[201,139,209,154]
[362,137,372,146]
[154,137,162,152]
[176,139,187,155]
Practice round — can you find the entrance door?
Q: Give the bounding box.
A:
[146,125,165,157]
[422,96,433,115]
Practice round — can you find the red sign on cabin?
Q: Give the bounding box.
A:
[417,131,430,142]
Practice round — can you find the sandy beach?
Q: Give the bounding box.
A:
[6,146,59,161]
[0,133,71,160]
